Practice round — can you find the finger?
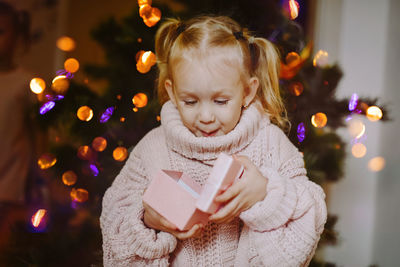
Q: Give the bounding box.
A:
[232,154,253,167]
[214,181,242,203]
[210,196,242,223]
[160,216,178,230]
[175,224,202,240]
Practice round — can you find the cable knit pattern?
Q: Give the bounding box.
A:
[100,100,327,266]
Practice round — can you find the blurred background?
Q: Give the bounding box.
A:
[0,0,398,266]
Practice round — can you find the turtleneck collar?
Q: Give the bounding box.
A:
[160,100,269,162]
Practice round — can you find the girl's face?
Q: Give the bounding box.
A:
[165,52,258,137]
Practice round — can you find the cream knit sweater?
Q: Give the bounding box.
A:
[100,101,327,266]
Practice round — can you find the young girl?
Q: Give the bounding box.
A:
[100,15,327,266]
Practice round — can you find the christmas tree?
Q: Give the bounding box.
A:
[0,0,388,266]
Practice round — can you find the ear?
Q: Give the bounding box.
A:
[243,76,259,107]
[165,79,177,106]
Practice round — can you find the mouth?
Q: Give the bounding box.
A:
[200,129,218,137]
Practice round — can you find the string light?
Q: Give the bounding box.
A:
[348,119,365,139]
[39,101,56,115]
[136,50,157,73]
[368,157,385,172]
[288,81,304,96]
[92,137,107,152]
[77,145,95,161]
[297,122,306,142]
[289,0,299,20]
[64,58,80,73]
[113,147,128,162]
[366,106,383,121]
[70,188,89,203]
[51,75,70,94]
[100,107,114,123]
[77,106,94,121]
[31,209,47,228]
[38,153,57,169]
[348,93,359,111]
[351,143,367,158]
[30,78,46,94]
[311,112,328,128]
[62,170,77,186]
[56,36,76,52]
[132,93,148,108]
[313,50,329,67]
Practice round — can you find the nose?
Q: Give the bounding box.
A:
[198,105,215,124]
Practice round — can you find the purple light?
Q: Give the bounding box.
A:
[56,69,74,79]
[297,122,306,142]
[100,107,114,123]
[348,93,359,111]
[89,163,99,176]
[39,101,55,114]
[45,94,64,101]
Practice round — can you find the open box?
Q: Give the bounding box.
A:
[142,153,244,231]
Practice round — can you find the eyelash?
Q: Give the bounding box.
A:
[183,100,229,106]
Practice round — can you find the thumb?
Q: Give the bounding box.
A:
[233,154,253,168]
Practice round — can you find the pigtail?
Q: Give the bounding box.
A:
[155,18,182,104]
[252,37,290,132]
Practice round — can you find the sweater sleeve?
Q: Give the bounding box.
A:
[100,148,177,266]
[237,126,327,266]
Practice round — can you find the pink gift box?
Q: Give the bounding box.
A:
[142,153,244,231]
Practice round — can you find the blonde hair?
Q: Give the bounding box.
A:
[155,15,289,131]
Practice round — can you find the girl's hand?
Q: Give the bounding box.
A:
[209,155,267,224]
[143,201,204,240]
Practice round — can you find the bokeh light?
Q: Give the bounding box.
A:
[99,107,114,123]
[31,209,47,228]
[289,0,299,20]
[70,188,89,203]
[92,137,107,152]
[140,6,161,27]
[77,145,95,161]
[64,58,80,73]
[352,143,367,158]
[313,50,329,67]
[368,157,385,172]
[51,75,70,94]
[38,153,57,169]
[39,101,56,115]
[136,50,157,73]
[77,106,93,121]
[348,93,359,111]
[366,106,383,121]
[62,170,77,186]
[288,81,304,96]
[56,36,76,52]
[297,122,306,142]
[30,78,46,94]
[138,0,151,6]
[285,52,300,65]
[113,147,128,162]
[132,93,148,108]
[348,119,365,139]
[311,112,328,128]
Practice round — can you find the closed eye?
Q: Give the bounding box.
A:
[214,99,228,105]
[183,100,197,106]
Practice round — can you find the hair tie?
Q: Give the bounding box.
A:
[233,31,245,41]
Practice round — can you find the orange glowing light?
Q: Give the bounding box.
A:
[366,106,383,121]
[348,119,365,138]
[288,81,304,96]
[138,0,151,7]
[132,93,148,108]
[368,157,385,172]
[38,153,57,169]
[311,112,328,128]
[51,75,70,94]
[92,137,107,152]
[289,0,299,20]
[139,4,152,18]
[113,147,128,162]
[280,42,312,80]
[352,143,367,158]
[70,188,89,203]
[133,107,138,112]
[64,58,80,73]
[77,106,93,121]
[137,38,142,43]
[136,50,157,73]
[120,117,125,122]
[156,115,161,121]
[31,209,47,228]
[77,145,95,161]
[30,78,46,94]
[62,170,77,186]
[313,50,329,67]
[116,94,122,100]
[142,7,161,27]
[56,36,76,52]
[285,52,300,65]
